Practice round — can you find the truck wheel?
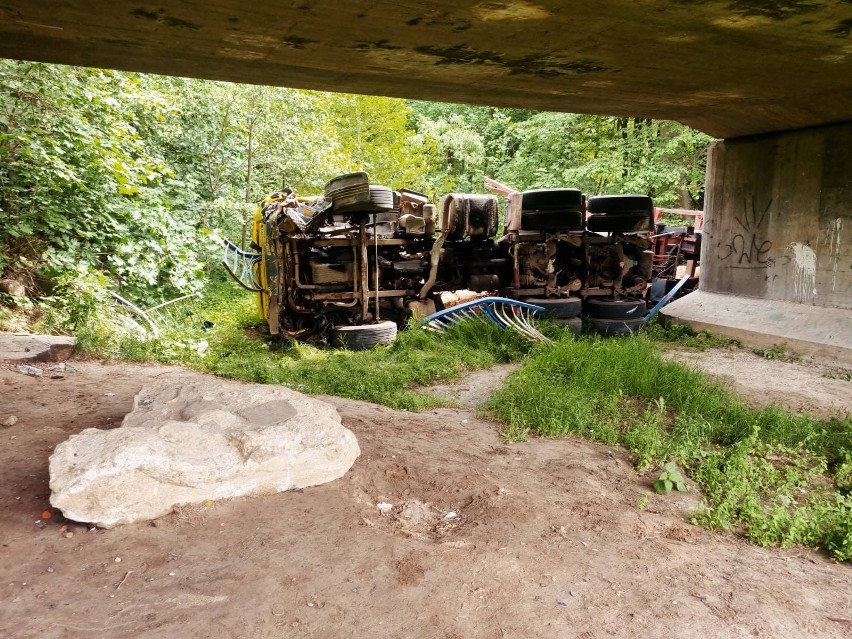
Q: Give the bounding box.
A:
[332,320,398,350]
[521,188,584,210]
[555,316,583,336]
[590,317,646,336]
[586,298,646,319]
[586,213,651,234]
[523,297,583,318]
[520,209,584,231]
[587,195,653,214]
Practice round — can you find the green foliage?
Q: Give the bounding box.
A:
[75,279,534,411]
[408,101,531,195]
[644,319,741,350]
[836,452,852,495]
[0,62,211,303]
[320,94,428,190]
[752,344,801,362]
[33,269,112,337]
[492,114,712,207]
[691,441,852,560]
[405,104,713,208]
[0,304,29,332]
[654,461,688,494]
[483,333,852,560]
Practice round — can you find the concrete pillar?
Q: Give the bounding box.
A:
[662,122,852,363]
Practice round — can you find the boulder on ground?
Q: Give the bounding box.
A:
[0,278,26,298]
[0,333,76,362]
[49,377,360,528]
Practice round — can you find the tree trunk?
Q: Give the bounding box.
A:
[245,123,253,204]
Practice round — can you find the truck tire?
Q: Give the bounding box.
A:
[555,316,583,336]
[520,209,584,231]
[587,194,653,214]
[586,213,650,234]
[523,297,583,319]
[585,298,646,319]
[332,320,398,350]
[521,188,584,210]
[590,317,646,336]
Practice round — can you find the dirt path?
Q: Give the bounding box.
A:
[1,360,850,639]
[666,348,851,418]
[424,363,517,407]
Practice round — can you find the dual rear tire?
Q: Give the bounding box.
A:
[585,194,653,234]
[523,297,582,319]
[585,298,646,336]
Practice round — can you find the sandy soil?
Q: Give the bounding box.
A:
[666,349,851,419]
[0,357,850,639]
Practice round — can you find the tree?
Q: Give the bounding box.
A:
[1,59,711,319]
[492,112,712,207]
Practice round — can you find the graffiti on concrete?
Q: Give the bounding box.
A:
[785,242,817,303]
[718,198,773,268]
[827,217,843,292]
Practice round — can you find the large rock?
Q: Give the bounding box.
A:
[0,278,26,298]
[0,332,76,362]
[49,377,360,528]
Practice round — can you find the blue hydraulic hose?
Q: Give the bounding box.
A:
[420,296,546,326]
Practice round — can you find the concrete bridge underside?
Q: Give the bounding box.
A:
[2,1,851,360]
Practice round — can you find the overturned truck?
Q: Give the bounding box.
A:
[224,172,655,347]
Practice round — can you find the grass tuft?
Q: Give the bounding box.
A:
[484,332,852,560]
[66,280,852,560]
[74,279,536,411]
[643,319,741,350]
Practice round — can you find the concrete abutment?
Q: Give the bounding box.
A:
[662,122,852,364]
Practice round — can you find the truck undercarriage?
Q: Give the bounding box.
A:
[225,172,665,345]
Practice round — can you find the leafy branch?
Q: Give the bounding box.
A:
[654,462,689,494]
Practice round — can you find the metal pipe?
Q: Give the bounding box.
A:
[360,220,369,321]
[483,176,518,196]
[110,292,160,338]
[419,223,449,300]
[283,242,316,313]
[289,241,319,290]
[512,245,521,289]
[649,231,688,240]
[374,220,380,320]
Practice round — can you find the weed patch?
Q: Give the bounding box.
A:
[752,343,802,363]
[63,280,852,560]
[74,280,535,411]
[484,333,852,560]
[692,441,852,560]
[644,319,740,350]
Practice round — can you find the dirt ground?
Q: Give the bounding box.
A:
[666,348,851,419]
[0,352,850,639]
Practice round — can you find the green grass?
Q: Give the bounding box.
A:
[65,281,852,560]
[482,332,852,560]
[643,319,741,350]
[200,287,534,410]
[201,318,530,411]
[74,279,535,411]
